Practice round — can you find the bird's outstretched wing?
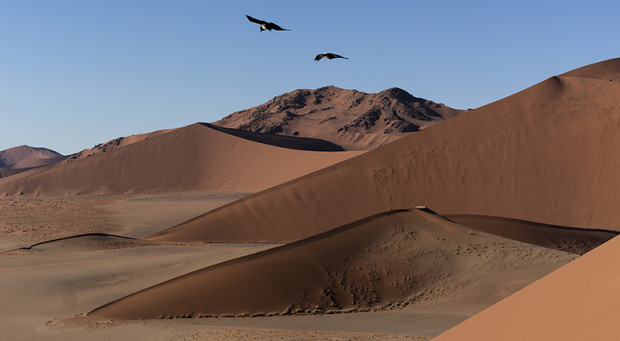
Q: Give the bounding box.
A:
[327,53,348,59]
[314,54,326,61]
[246,15,267,25]
[268,23,290,31]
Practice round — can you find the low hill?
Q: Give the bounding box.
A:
[0,145,65,178]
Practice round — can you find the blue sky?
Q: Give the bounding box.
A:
[1,1,619,155]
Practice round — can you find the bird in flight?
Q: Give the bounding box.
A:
[246,15,291,32]
[315,53,349,61]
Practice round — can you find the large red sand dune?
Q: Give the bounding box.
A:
[147,58,620,243]
[0,123,363,196]
[433,234,620,341]
[88,208,575,320]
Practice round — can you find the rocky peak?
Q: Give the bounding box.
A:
[214,86,463,150]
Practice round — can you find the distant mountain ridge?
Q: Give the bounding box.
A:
[0,145,65,178]
[214,86,463,150]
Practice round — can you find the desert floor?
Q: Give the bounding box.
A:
[0,193,458,340]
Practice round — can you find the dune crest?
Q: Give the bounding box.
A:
[560,57,620,82]
[445,215,618,255]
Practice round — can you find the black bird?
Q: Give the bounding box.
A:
[246,15,290,32]
[314,53,349,61]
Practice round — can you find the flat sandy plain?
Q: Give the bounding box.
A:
[0,193,581,340]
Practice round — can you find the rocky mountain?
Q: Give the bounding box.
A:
[214,86,463,150]
[0,145,65,178]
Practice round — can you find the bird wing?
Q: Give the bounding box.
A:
[246,15,267,25]
[314,54,325,61]
[327,53,347,59]
[267,22,290,31]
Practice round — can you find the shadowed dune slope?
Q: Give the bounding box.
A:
[434,235,620,341]
[445,215,618,255]
[89,209,575,320]
[0,123,363,196]
[147,58,620,243]
[202,123,345,151]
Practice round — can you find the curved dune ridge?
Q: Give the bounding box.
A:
[88,208,576,320]
[146,58,620,244]
[445,215,618,255]
[0,123,363,196]
[560,58,620,82]
[1,233,154,254]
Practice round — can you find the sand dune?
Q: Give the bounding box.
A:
[434,234,620,341]
[215,86,463,150]
[147,58,620,244]
[89,208,575,320]
[0,123,363,196]
[445,215,618,255]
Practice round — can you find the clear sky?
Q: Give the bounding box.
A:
[2,1,619,155]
